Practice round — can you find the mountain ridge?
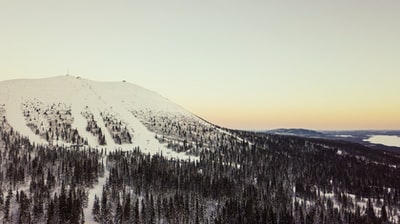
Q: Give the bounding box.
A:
[0,75,208,160]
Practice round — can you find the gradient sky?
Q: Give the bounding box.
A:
[1,0,399,130]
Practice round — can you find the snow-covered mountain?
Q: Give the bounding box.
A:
[1,76,400,223]
[0,75,228,160]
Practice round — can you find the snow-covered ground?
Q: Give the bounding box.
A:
[295,187,399,223]
[0,75,203,223]
[0,75,199,161]
[365,135,400,147]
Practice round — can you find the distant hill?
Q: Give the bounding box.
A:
[265,128,400,153]
[265,128,326,138]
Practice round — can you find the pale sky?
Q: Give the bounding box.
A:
[1,0,399,130]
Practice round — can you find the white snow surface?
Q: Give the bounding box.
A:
[0,75,197,160]
[365,135,400,147]
[335,134,353,138]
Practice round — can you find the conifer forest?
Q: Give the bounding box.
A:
[1,113,400,223]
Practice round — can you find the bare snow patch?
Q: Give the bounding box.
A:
[365,135,400,147]
[335,134,353,138]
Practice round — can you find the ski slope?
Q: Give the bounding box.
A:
[0,75,198,161]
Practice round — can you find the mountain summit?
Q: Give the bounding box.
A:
[0,75,224,160]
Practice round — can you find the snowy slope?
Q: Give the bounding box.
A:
[0,75,201,160]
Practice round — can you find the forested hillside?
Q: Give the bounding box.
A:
[0,113,399,223]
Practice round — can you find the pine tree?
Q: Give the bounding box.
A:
[59,184,68,221]
[101,187,109,223]
[134,198,140,224]
[18,191,31,224]
[92,195,100,222]
[381,204,388,223]
[148,195,155,224]
[366,198,376,223]
[4,188,13,221]
[0,188,3,207]
[123,193,131,223]
[47,200,55,224]
[33,195,44,220]
[115,201,123,224]
[141,199,147,224]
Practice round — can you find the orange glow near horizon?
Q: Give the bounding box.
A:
[186,102,400,130]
